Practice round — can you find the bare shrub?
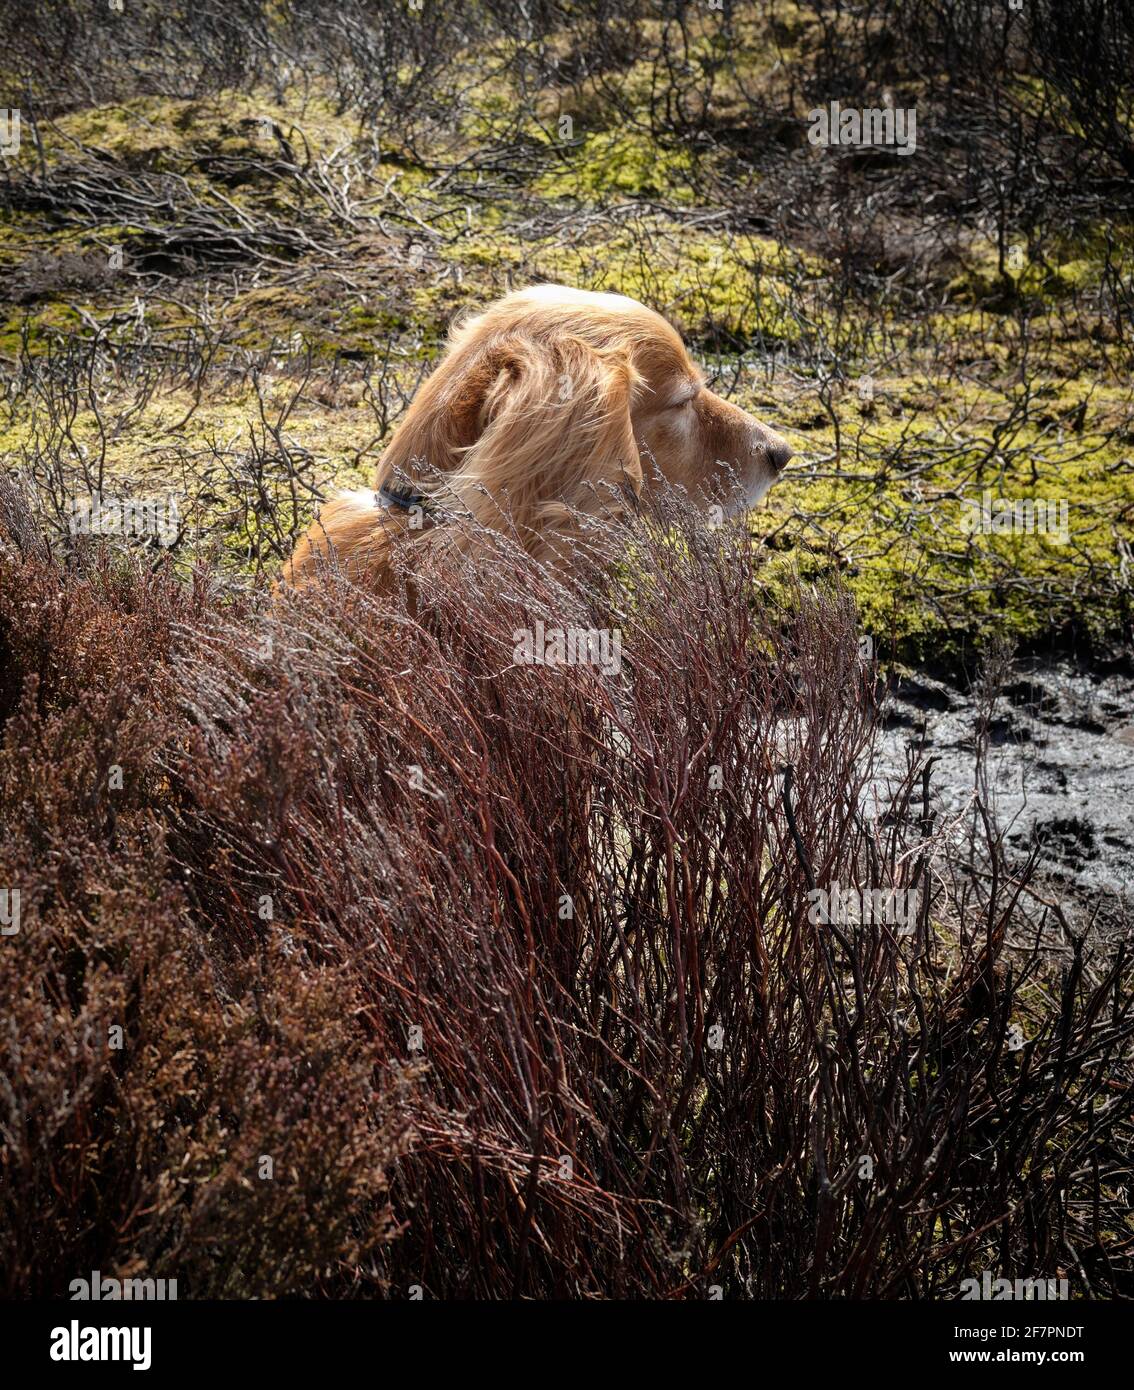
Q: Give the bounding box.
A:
[1,479,1129,1297]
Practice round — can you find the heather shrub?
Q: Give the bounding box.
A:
[0,481,1131,1298]
[0,520,412,1299]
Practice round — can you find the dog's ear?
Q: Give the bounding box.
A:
[373,338,487,487]
[447,331,643,546]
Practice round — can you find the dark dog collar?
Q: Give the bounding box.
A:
[378,483,437,518]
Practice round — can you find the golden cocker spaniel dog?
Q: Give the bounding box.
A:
[282,284,792,589]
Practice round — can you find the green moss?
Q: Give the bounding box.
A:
[43,90,360,171]
[532,130,698,204]
[947,227,1134,308]
[430,215,823,348]
[747,375,1134,665]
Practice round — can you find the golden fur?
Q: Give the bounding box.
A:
[282,284,792,590]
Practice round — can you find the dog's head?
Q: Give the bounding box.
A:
[378,284,792,542]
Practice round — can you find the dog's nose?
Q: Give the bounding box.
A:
[765,437,793,472]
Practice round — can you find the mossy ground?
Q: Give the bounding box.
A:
[2,12,1131,669]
